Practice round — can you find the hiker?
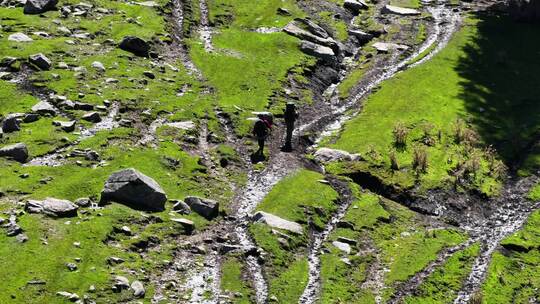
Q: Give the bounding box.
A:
[283,102,298,151]
[252,113,272,156]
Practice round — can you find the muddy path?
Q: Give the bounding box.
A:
[170,0,204,79]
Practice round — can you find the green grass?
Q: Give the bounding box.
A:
[0,81,37,116]
[403,243,480,303]
[256,169,339,229]
[527,183,540,201]
[328,15,540,195]
[220,256,253,303]
[318,11,349,41]
[482,210,540,303]
[389,0,421,9]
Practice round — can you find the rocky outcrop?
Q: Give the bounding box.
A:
[119,36,150,57]
[283,21,340,53]
[25,198,79,217]
[252,211,303,234]
[313,148,361,163]
[348,29,374,44]
[184,196,219,219]
[0,143,29,163]
[100,168,167,211]
[382,5,421,16]
[300,41,336,61]
[24,0,58,14]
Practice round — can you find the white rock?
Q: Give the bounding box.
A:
[252,211,303,234]
[8,33,33,42]
[332,241,352,254]
[382,4,421,16]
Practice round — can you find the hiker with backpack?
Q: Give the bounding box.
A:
[252,113,273,156]
[283,102,298,151]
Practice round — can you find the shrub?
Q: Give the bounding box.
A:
[453,118,466,143]
[421,122,436,146]
[389,149,399,170]
[393,122,409,148]
[412,145,428,173]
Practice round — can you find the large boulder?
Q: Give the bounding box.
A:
[0,143,29,163]
[100,168,167,211]
[2,113,24,133]
[24,0,58,14]
[184,196,219,220]
[300,41,336,61]
[348,29,374,44]
[118,36,150,57]
[25,198,79,217]
[382,5,421,16]
[313,148,361,163]
[283,22,340,53]
[252,211,303,234]
[29,53,52,70]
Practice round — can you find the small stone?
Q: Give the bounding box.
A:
[8,33,33,42]
[16,233,29,243]
[29,53,52,70]
[82,112,102,123]
[66,263,77,271]
[131,280,145,298]
[91,61,105,72]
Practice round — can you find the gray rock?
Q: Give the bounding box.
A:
[25,198,79,217]
[382,4,421,16]
[284,22,339,53]
[252,211,303,234]
[24,0,58,14]
[82,112,101,123]
[184,196,219,220]
[32,101,57,115]
[8,33,33,42]
[74,197,92,207]
[107,256,124,265]
[372,42,409,53]
[16,233,29,243]
[100,168,167,211]
[337,236,357,245]
[66,262,77,271]
[113,275,130,290]
[171,218,194,233]
[74,102,94,111]
[344,0,368,13]
[295,18,329,38]
[172,200,191,214]
[91,61,105,72]
[23,113,40,123]
[53,120,76,132]
[56,291,79,302]
[300,41,336,61]
[313,148,361,163]
[131,280,145,298]
[2,113,23,133]
[348,29,373,44]
[29,53,52,70]
[0,143,29,163]
[118,36,150,57]
[332,241,351,254]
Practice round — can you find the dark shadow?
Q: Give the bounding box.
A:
[456,12,540,169]
[250,152,266,164]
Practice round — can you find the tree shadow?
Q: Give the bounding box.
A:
[456,12,540,169]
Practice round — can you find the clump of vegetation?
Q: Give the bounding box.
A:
[393,122,409,148]
[412,145,428,173]
[421,122,436,146]
[389,149,399,170]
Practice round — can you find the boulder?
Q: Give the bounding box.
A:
[294,18,329,38]
[252,211,303,234]
[113,276,130,290]
[348,29,373,44]
[313,148,361,163]
[172,200,191,214]
[184,196,219,220]
[91,61,105,72]
[23,113,40,123]
[82,112,101,123]
[0,143,29,163]
[382,4,421,16]
[171,218,195,233]
[344,0,368,13]
[25,198,79,217]
[24,0,58,14]
[31,101,57,116]
[131,281,145,298]
[8,33,33,42]
[53,120,76,132]
[118,36,150,57]
[332,241,351,254]
[283,22,339,53]
[100,168,167,211]
[29,53,52,70]
[300,41,336,61]
[2,113,23,133]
